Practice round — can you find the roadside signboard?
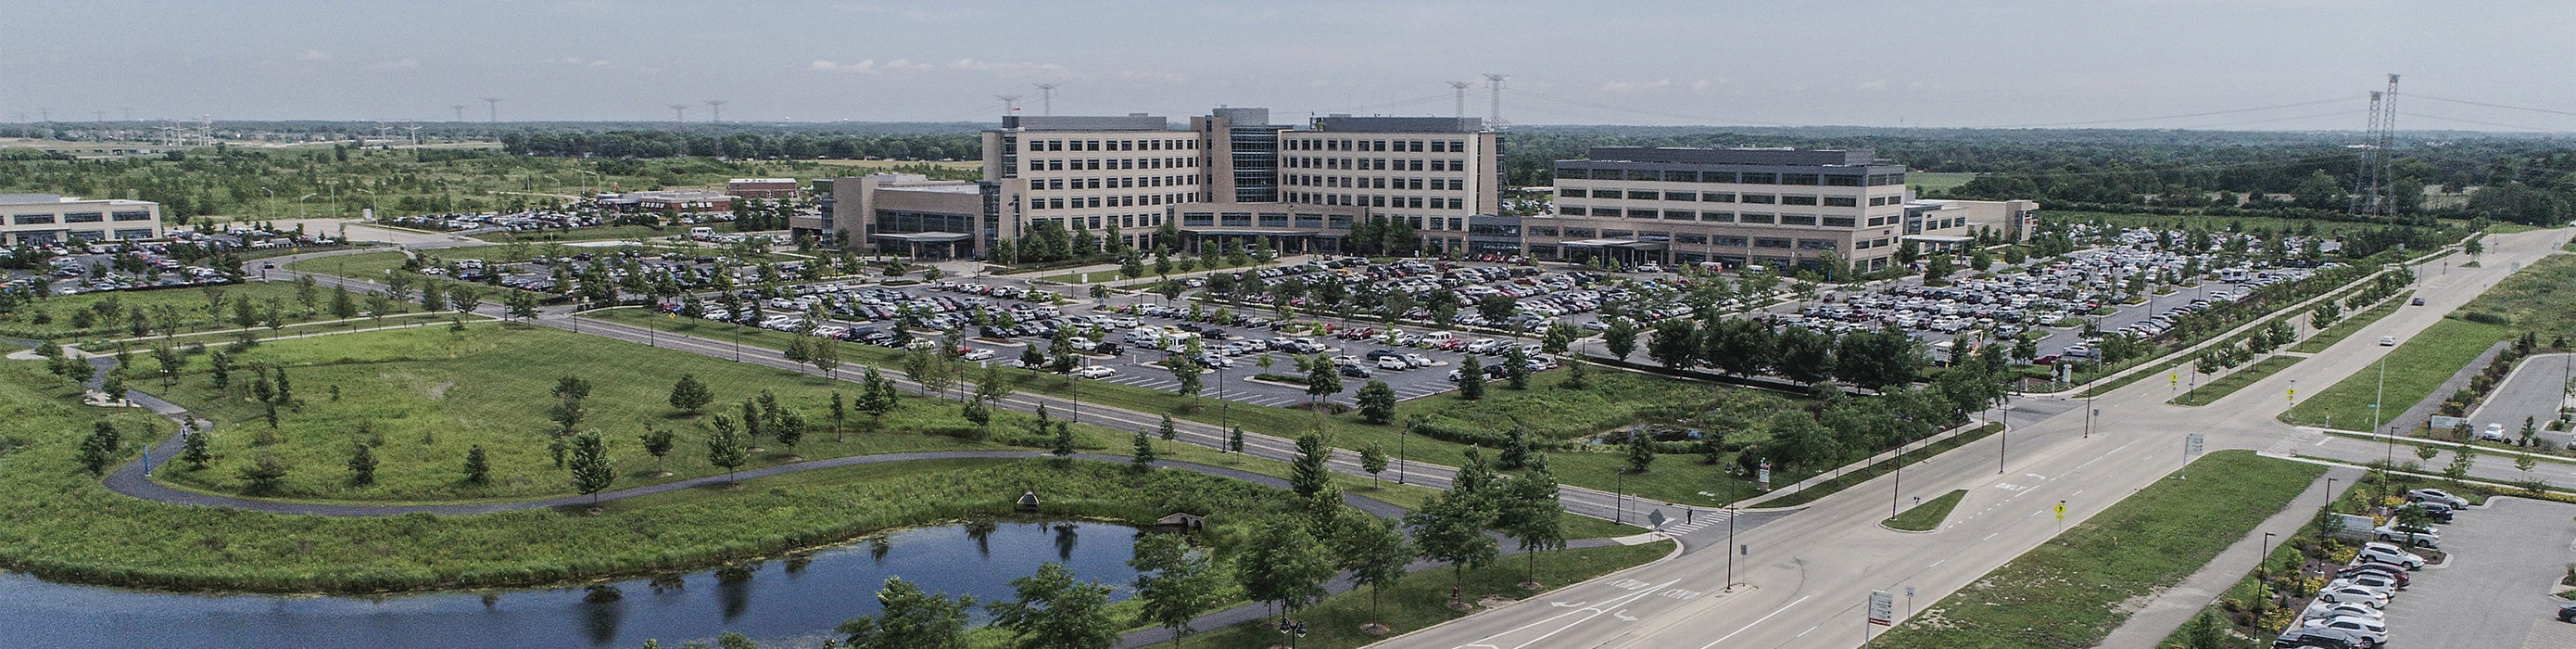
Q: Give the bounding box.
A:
[2185,433,2204,457]
[1868,591,1895,626]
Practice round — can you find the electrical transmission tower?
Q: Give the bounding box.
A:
[1448,81,1472,128]
[2348,74,2399,220]
[1484,74,1508,127]
[668,105,690,124]
[482,97,501,123]
[450,105,467,121]
[997,95,1024,114]
[1033,83,1058,115]
[704,100,726,123]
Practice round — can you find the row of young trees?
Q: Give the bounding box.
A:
[1602,316,1928,390]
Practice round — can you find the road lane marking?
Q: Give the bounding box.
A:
[1698,595,1812,649]
[1929,559,1944,567]
[1983,533,1999,541]
[1452,579,1677,649]
[1797,625,1817,637]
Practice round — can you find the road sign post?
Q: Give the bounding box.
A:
[1868,589,1895,645]
[2182,433,2204,479]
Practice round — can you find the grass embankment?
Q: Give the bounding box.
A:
[0,351,1321,593]
[154,323,1026,501]
[75,312,458,352]
[1749,423,2003,508]
[284,250,422,279]
[0,281,366,342]
[2170,356,2302,406]
[2154,469,2497,647]
[1885,490,1967,531]
[2279,318,2512,430]
[1186,541,1674,649]
[589,309,1802,507]
[2290,290,2411,353]
[1874,451,2323,649]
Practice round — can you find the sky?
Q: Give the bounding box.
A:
[7,0,2576,132]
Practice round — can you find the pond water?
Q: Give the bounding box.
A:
[0,519,1144,649]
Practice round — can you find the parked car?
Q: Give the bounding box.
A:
[2316,583,2390,608]
[960,349,996,362]
[2406,488,2470,509]
[1070,365,1117,379]
[2410,296,2425,306]
[2338,571,2405,594]
[2559,602,2576,623]
[2379,336,2397,346]
[2334,564,2409,589]
[2354,542,2425,570]
[2372,523,2440,548]
[1376,356,1410,371]
[2481,423,2508,441]
[2272,627,2367,649]
[2305,599,2387,622]
[2299,617,2386,646]
[1338,364,1372,378]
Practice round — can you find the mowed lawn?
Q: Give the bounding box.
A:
[2,281,354,341]
[591,306,1801,507]
[2279,318,2511,430]
[1874,452,2322,649]
[155,323,1022,502]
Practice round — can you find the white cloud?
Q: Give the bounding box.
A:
[297,50,331,61]
[810,59,880,73]
[1119,70,1187,83]
[370,58,420,70]
[881,58,933,71]
[1856,79,1888,90]
[556,57,611,67]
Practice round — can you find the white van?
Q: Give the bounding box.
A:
[688,226,715,241]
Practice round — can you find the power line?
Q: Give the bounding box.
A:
[1968,153,2358,179]
[1512,89,1798,126]
[2404,111,2573,134]
[2408,95,2576,119]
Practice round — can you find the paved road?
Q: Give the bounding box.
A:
[1372,227,2573,649]
[2469,352,2574,446]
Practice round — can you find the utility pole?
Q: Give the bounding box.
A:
[481,97,501,123]
[669,105,690,125]
[704,99,726,123]
[1483,74,1508,127]
[1447,81,1471,129]
[1033,83,1058,115]
[450,105,467,122]
[996,95,1023,114]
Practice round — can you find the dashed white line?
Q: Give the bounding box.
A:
[1982,532,1999,541]
[1698,595,1812,649]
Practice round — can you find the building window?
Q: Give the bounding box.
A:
[1701,193,1736,203]
[1562,227,1597,237]
[1555,167,1586,179]
[1700,172,1736,184]
[1780,214,1818,225]
[1753,237,1791,248]
[1825,174,1864,186]
[1623,170,1659,182]
[1559,207,1586,216]
[63,212,103,223]
[68,230,105,241]
[1781,195,1819,206]
[1822,216,1857,227]
[1559,188,1587,198]
[1714,235,1748,247]
[12,214,55,224]
[1662,171,1698,182]
[1702,211,1736,223]
[1740,172,1776,185]
[1626,190,1658,200]
[1676,234,1710,244]
[1740,195,1776,205]
[1663,191,1697,201]
[1740,213,1775,223]
[1528,226,1559,236]
[1780,173,1820,185]
[1662,210,1695,220]
[1626,209,1654,219]
[1824,197,1858,207]
[114,228,154,239]
[1797,239,1837,250]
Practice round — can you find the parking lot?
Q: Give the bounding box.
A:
[2376,497,2576,649]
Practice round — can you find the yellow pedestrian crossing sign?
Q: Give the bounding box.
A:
[2053,502,2065,519]
[2168,374,2177,386]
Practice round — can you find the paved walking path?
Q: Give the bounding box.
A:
[2094,465,2363,649]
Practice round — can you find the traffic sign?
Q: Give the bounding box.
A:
[1868,591,1895,626]
[2185,433,2205,457]
[1647,509,1667,529]
[2053,502,2065,519]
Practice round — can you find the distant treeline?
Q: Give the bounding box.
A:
[502,131,980,161]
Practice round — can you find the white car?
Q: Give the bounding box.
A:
[2482,423,2507,441]
[2305,600,2384,622]
[2300,617,2388,645]
[2379,336,2397,346]
[1070,365,1117,379]
[1376,356,1410,371]
[2406,489,2470,509]
[2354,542,2424,570]
[2316,584,2390,608]
[960,349,996,362]
[2372,524,2439,548]
[2338,571,2405,592]
[1404,353,1434,368]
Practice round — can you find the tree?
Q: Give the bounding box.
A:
[2443,445,2477,485]
[706,414,749,482]
[568,430,613,504]
[462,444,490,484]
[1458,356,1486,400]
[448,283,481,316]
[1303,356,1343,406]
[1624,428,1657,474]
[1168,356,1204,408]
[208,350,233,390]
[1227,426,1245,453]
[808,335,842,379]
[505,290,539,321]
[346,441,378,486]
[1356,379,1397,424]
[236,453,291,494]
[180,430,211,469]
[1505,345,1533,389]
[1603,318,1638,363]
[1129,429,1158,472]
[2464,236,2484,261]
[1495,456,1567,578]
[1234,518,1335,626]
[1290,431,1332,497]
[1051,420,1078,461]
[1157,414,1178,441]
[1561,354,1589,388]
[1408,484,1497,595]
[77,420,121,475]
[774,407,807,452]
[838,577,974,649]
[987,563,1120,649]
[1345,515,1413,623]
[329,286,358,321]
[1128,532,1219,646]
[1499,427,1533,470]
[1648,320,1699,368]
[1358,443,1389,487]
[668,374,713,414]
[2181,610,2225,649]
[550,375,593,436]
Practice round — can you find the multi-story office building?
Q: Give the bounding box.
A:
[979,113,1205,257]
[804,173,990,258]
[1530,147,1913,272]
[1172,114,1503,255]
[0,194,162,246]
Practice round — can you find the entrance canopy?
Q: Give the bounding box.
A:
[869,231,973,243]
[1560,237,1669,251]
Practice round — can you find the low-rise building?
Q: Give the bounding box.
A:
[726,178,800,200]
[1530,146,1912,273]
[594,189,736,215]
[0,194,162,245]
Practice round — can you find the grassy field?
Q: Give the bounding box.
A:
[1873,451,2323,649]
[0,350,1396,593]
[152,323,1031,501]
[587,309,1805,506]
[2170,355,2302,406]
[0,281,377,342]
[1186,541,1673,649]
[1749,424,2003,508]
[2289,290,2411,353]
[2041,210,2454,236]
[1885,490,1966,531]
[2279,318,2512,430]
[1907,172,1978,194]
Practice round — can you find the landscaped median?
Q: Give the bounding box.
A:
[2170,355,2301,406]
[1749,423,2003,508]
[2289,289,2412,354]
[1884,490,1966,531]
[1872,451,2324,649]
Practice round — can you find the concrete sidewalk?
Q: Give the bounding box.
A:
[2095,464,2362,649]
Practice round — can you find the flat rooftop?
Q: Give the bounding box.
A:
[1576,146,1880,167]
